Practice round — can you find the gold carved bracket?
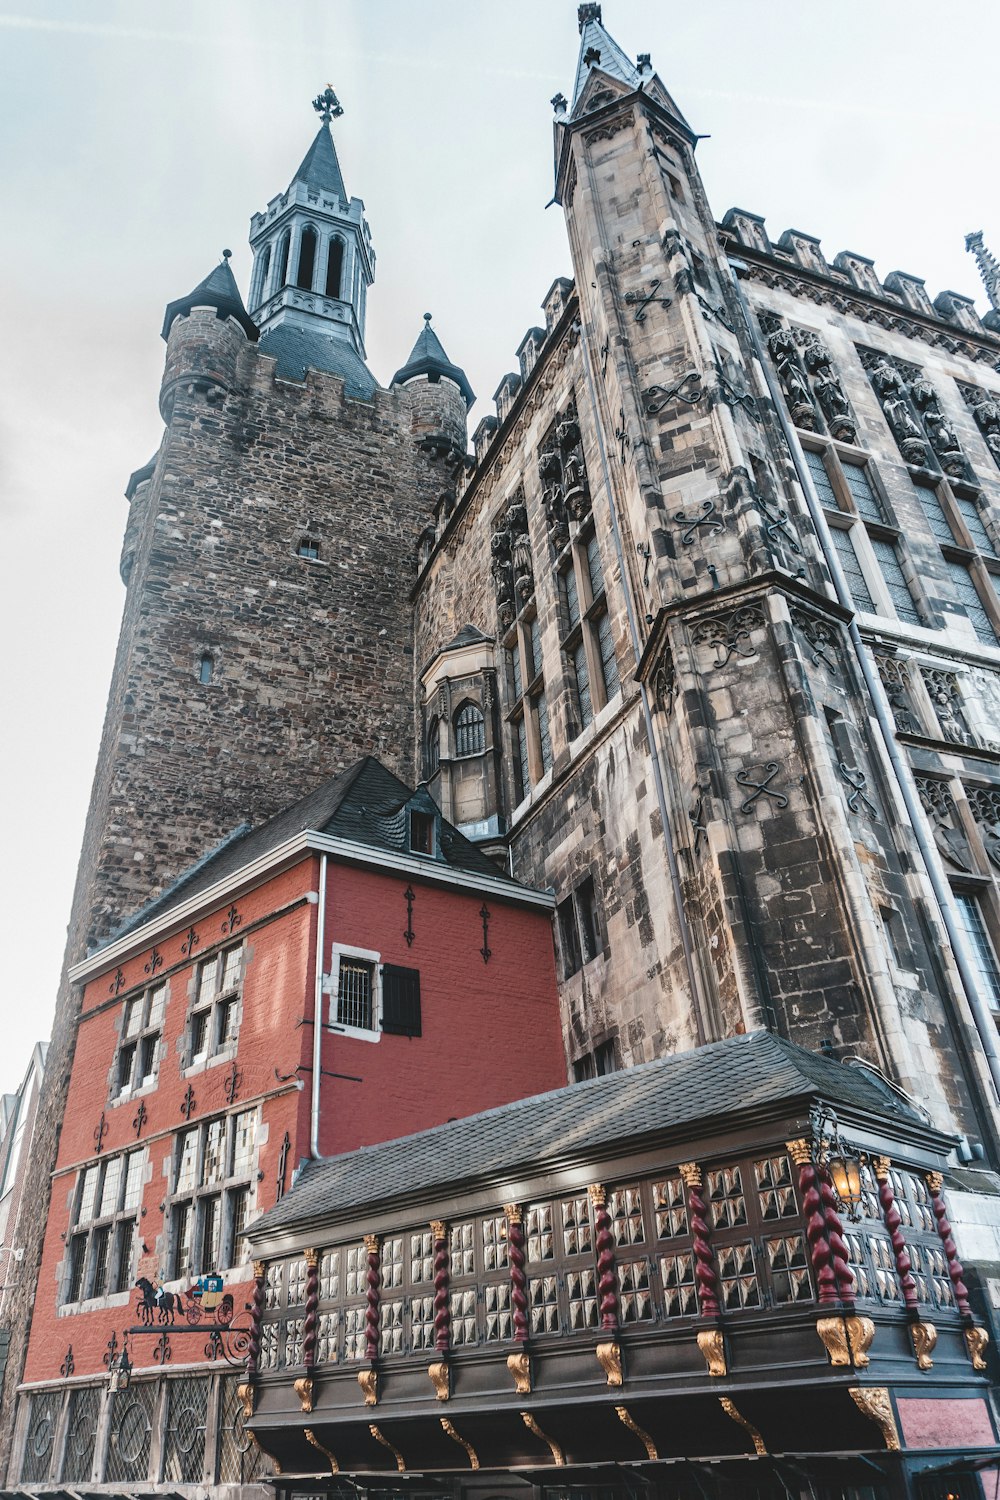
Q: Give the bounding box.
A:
[817,1313,874,1368]
[696,1326,727,1376]
[293,1375,314,1413]
[236,1381,254,1420]
[369,1424,405,1472]
[596,1340,623,1386]
[428,1360,450,1401]
[304,1428,339,1474]
[965,1324,990,1371]
[357,1367,379,1406]
[615,1405,657,1460]
[848,1386,900,1451]
[441,1417,479,1470]
[911,1319,937,1370]
[521,1411,565,1465]
[719,1396,766,1456]
[507,1349,531,1393]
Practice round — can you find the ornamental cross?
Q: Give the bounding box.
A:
[312,84,344,123]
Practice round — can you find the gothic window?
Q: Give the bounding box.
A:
[19,1390,60,1484]
[908,476,1000,644]
[296,226,317,291]
[276,231,291,289]
[804,446,922,625]
[573,1037,618,1082]
[326,237,344,299]
[169,1110,257,1280]
[198,652,214,684]
[254,244,271,304]
[63,1147,146,1303]
[454,701,485,757]
[115,982,165,1098]
[560,527,619,732]
[944,560,999,646]
[187,945,243,1065]
[426,715,440,776]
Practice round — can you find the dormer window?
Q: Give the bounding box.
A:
[410,810,435,856]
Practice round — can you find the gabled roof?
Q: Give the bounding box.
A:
[250,1030,947,1242]
[161,256,258,342]
[391,315,475,409]
[291,123,347,200]
[107,757,516,944]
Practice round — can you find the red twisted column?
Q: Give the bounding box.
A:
[430,1220,450,1354]
[818,1166,856,1308]
[246,1258,266,1375]
[927,1172,970,1315]
[589,1184,619,1330]
[873,1158,917,1312]
[681,1162,726,1376]
[788,1139,836,1305]
[302,1248,320,1370]
[506,1205,529,1343]
[364,1233,381,1360]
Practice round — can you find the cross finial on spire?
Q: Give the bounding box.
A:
[966,230,1000,314]
[312,84,344,124]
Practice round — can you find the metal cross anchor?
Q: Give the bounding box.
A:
[673,499,725,547]
[735,763,788,814]
[623,278,672,324]
[644,368,703,416]
[615,408,631,466]
[839,763,879,819]
[714,367,760,421]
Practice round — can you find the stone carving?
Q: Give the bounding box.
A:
[864,352,972,478]
[793,609,839,671]
[798,332,857,442]
[490,525,515,632]
[491,495,533,630]
[875,653,918,733]
[691,604,765,668]
[765,325,816,428]
[921,668,974,747]
[965,784,1000,871]
[537,400,590,552]
[914,777,973,871]
[959,381,1000,471]
[909,377,970,478]
[651,649,676,715]
[865,354,930,467]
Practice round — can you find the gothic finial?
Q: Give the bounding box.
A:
[424,312,433,324]
[312,84,344,124]
[551,92,568,116]
[222,248,232,261]
[965,230,1000,313]
[578,3,602,33]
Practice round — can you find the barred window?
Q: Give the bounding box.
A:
[336,956,375,1032]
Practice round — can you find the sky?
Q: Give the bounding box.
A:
[1,0,998,1102]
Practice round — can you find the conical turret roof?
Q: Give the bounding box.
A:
[291,123,347,199]
[391,314,475,409]
[161,255,258,341]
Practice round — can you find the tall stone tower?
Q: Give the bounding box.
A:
[0,87,471,1465]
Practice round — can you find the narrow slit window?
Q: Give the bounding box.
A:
[198,653,214,684]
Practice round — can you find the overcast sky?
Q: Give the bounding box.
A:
[1,0,998,1102]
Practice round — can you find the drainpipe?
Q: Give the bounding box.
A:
[309,853,328,1159]
[728,259,1000,1106]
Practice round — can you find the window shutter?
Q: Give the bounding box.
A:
[382,965,421,1037]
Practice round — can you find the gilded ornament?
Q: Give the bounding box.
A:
[679,1161,702,1187]
[304,1428,339,1474]
[357,1367,379,1406]
[965,1324,990,1371]
[521,1411,565,1465]
[596,1339,623,1386]
[719,1396,766,1456]
[926,1170,944,1193]
[305,1247,319,1271]
[504,1203,523,1225]
[615,1405,657,1460]
[293,1375,314,1413]
[369,1424,405,1472]
[784,1138,811,1166]
[506,1350,531,1393]
[871,1155,892,1182]
[430,1219,447,1241]
[236,1381,254,1420]
[816,1315,852,1367]
[253,1259,265,1279]
[846,1313,876,1368]
[364,1233,380,1254]
[848,1386,900,1451]
[588,1182,607,1208]
[249,1432,283,1474]
[440,1417,479,1470]
[696,1326,727,1377]
[428,1360,450,1401]
[910,1320,937,1370]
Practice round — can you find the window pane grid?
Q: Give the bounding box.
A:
[804,448,838,508]
[946,560,998,644]
[912,482,955,544]
[843,463,886,523]
[829,526,876,612]
[956,496,997,555]
[869,536,921,624]
[337,959,374,1030]
[954,894,1000,1011]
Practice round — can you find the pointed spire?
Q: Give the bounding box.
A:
[572,2,642,109]
[391,313,475,409]
[966,231,1000,314]
[161,250,257,342]
[291,123,347,199]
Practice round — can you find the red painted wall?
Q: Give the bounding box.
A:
[23,851,563,1385]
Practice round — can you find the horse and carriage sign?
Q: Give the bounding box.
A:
[115,1273,251,1368]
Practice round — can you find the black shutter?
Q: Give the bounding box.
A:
[382,965,421,1037]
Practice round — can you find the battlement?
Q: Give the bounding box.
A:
[720,206,1000,338]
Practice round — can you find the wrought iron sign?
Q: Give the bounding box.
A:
[623,277,672,324]
[479,904,492,965]
[643,368,703,416]
[403,885,416,948]
[119,1274,254,1371]
[735,762,788,814]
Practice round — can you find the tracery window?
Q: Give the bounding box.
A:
[559,527,619,734]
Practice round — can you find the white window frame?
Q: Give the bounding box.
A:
[326,944,383,1042]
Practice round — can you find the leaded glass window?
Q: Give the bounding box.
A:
[60,1385,100,1483]
[20,1390,60,1483]
[163,1375,208,1483]
[829,525,876,612]
[104,1381,155,1484]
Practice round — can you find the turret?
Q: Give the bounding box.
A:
[391,313,473,460]
[247,86,377,395]
[159,252,256,420]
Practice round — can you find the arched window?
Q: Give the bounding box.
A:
[454,701,485,758]
[296,226,317,291]
[276,231,291,288]
[198,652,214,684]
[326,238,344,299]
[255,243,271,303]
[426,716,440,775]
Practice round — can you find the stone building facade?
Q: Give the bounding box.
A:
[6,5,1000,1486]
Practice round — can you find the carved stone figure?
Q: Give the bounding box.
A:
[922,670,973,746]
[767,326,814,423]
[915,779,973,871]
[881,393,929,466]
[507,500,535,603]
[490,527,515,630]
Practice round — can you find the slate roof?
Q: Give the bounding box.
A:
[391,315,475,409]
[108,757,527,943]
[573,10,642,107]
[292,123,347,200]
[161,256,258,341]
[257,324,377,398]
[250,1030,943,1242]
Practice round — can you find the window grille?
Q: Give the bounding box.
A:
[454,702,485,757]
[652,1175,688,1238]
[60,1384,100,1482]
[572,640,592,727]
[381,1297,405,1355]
[218,1377,266,1484]
[426,716,440,776]
[608,1185,645,1245]
[104,1380,155,1484]
[20,1389,60,1483]
[716,1240,762,1309]
[596,608,619,697]
[514,716,529,802]
[754,1154,798,1220]
[337,958,374,1030]
[803,448,838,508]
[566,1266,600,1328]
[163,1376,208,1483]
[659,1250,698,1316]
